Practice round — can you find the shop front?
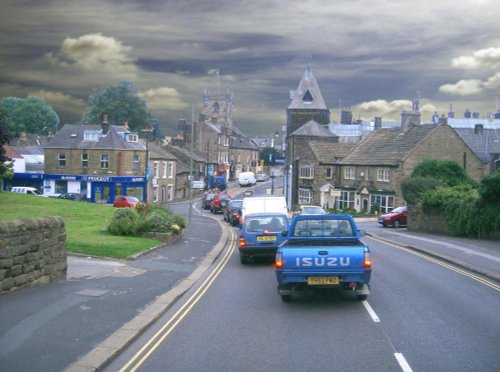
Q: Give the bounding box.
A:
[43,174,147,203]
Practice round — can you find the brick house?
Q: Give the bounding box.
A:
[335,119,485,213]
[44,121,149,203]
[147,142,177,204]
[287,120,338,210]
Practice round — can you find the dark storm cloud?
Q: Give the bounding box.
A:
[1,0,500,136]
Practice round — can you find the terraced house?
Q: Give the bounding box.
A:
[44,119,176,204]
[285,65,486,213]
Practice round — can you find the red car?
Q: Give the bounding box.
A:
[378,206,407,227]
[113,196,139,208]
[210,193,230,214]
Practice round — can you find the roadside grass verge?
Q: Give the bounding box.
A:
[0,192,161,259]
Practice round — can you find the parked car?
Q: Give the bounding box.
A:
[255,173,270,182]
[378,206,407,228]
[10,186,43,196]
[224,199,243,226]
[113,196,139,208]
[298,205,327,215]
[210,193,231,214]
[238,213,289,264]
[238,171,256,187]
[202,192,216,210]
[57,192,85,201]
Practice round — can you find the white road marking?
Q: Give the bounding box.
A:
[362,300,380,322]
[394,353,413,372]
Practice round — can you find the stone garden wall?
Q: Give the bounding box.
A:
[0,217,67,294]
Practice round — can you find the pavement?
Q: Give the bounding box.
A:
[365,225,500,283]
[1,181,499,372]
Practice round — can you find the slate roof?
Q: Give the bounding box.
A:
[148,142,176,160]
[340,124,439,166]
[45,124,146,151]
[290,120,337,138]
[453,127,500,162]
[165,144,214,163]
[288,64,328,110]
[309,141,355,163]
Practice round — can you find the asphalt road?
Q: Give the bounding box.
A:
[0,205,224,372]
[1,178,498,372]
[106,221,500,372]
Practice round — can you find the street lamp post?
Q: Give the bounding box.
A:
[141,127,153,203]
[271,171,275,195]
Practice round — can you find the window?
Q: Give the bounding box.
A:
[299,166,314,179]
[58,153,66,167]
[338,190,355,210]
[167,184,174,201]
[133,155,140,171]
[344,167,355,180]
[168,162,174,178]
[162,162,167,178]
[153,161,159,178]
[298,188,313,204]
[126,133,138,142]
[81,153,88,168]
[83,131,100,141]
[302,90,314,104]
[370,194,395,214]
[153,185,158,202]
[325,167,333,179]
[100,154,109,169]
[377,168,390,182]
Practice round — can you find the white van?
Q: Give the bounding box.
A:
[238,171,256,187]
[240,196,288,223]
[11,186,43,196]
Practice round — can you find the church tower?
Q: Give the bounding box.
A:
[286,64,330,135]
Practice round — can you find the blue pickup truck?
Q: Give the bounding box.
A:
[275,214,372,302]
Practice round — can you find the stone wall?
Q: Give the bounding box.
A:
[408,204,450,234]
[0,217,67,294]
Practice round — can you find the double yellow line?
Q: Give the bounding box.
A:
[119,227,237,372]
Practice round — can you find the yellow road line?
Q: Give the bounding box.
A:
[369,236,500,292]
[119,227,237,372]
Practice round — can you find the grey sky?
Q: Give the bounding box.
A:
[1,0,499,136]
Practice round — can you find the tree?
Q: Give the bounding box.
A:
[477,169,500,204]
[0,110,14,179]
[0,96,60,135]
[259,147,279,166]
[81,81,151,132]
[410,159,476,187]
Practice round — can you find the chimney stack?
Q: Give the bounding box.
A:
[438,115,448,125]
[102,114,110,134]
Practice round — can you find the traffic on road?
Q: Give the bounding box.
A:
[1,175,498,372]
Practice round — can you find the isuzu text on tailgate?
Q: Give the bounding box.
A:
[275,214,372,302]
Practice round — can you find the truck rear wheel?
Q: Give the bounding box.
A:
[356,294,368,301]
[280,295,292,302]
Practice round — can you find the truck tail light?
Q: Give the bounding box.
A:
[239,235,246,248]
[364,251,372,269]
[275,252,283,269]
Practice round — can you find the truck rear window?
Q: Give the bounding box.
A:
[284,238,363,247]
[292,219,354,237]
